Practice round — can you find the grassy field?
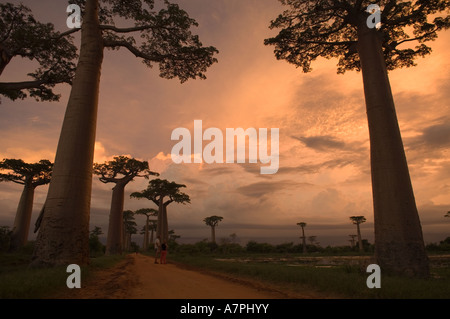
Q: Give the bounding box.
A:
[169,252,450,299]
[0,250,124,299]
[1,247,449,299]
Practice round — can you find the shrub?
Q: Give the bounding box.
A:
[245,241,275,253]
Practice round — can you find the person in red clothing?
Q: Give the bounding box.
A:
[160,241,168,264]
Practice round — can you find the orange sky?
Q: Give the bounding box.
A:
[1,0,449,246]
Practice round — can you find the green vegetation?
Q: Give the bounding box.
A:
[1,236,449,299]
[168,239,450,299]
[170,253,450,299]
[0,242,124,299]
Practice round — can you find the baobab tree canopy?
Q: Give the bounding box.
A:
[0,159,53,186]
[350,216,367,224]
[0,2,78,102]
[264,0,450,74]
[70,0,219,82]
[93,156,159,184]
[204,216,223,228]
[131,179,191,205]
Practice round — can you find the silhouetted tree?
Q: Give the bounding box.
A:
[265,0,449,277]
[131,179,190,242]
[0,3,78,102]
[93,156,158,255]
[168,229,180,242]
[0,159,52,250]
[89,226,104,257]
[349,234,358,249]
[32,0,218,267]
[297,222,307,253]
[308,236,318,246]
[203,216,223,244]
[123,210,137,252]
[350,216,367,252]
[135,208,158,250]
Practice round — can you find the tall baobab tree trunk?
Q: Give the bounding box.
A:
[10,181,35,251]
[357,24,429,277]
[356,223,363,252]
[156,199,170,243]
[156,197,164,241]
[32,0,103,266]
[162,203,169,243]
[105,183,125,255]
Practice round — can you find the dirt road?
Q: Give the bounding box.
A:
[56,253,322,299]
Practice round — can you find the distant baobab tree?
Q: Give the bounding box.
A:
[169,229,181,242]
[350,216,367,252]
[297,222,307,253]
[203,216,223,244]
[131,179,190,243]
[308,236,318,247]
[349,234,358,249]
[264,0,449,277]
[0,159,52,251]
[136,208,158,251]
[122,210,137,252]
[93,156,158,255]
[32,0,218,267]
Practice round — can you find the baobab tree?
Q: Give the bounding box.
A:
[32,0,218,267]
[349,234,358,249]
[203,216,223,244]
[0,159,52,250]
[93,156,158,255]
[136,208,158,251]
[122,210,137,252]
[168,229,181,242]
[130,179,190,242]
[308,236,318,247]
[297,222,307,253]
[350,216,367,252]
[264,0,449,277]
[0,3,77,102]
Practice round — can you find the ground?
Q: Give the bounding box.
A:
[53,253,329,299]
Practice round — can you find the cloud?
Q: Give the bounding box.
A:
[421,122,450,147]
[292,135,346,152]
[236,180,314,198]
[277,159,354,175]
[292,135,368,153]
